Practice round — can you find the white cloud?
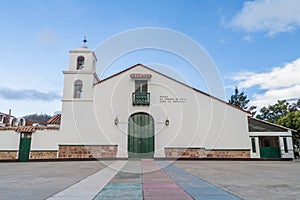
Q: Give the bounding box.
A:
[231,58,300,107]
[252,84,300,107]
[0,87,61,101]
[229,0,300,36]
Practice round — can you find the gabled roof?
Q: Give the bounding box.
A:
[95,64,250,114]
[47,114,61,125]
[248,117,296,132]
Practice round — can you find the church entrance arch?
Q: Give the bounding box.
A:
[128,113,154,158]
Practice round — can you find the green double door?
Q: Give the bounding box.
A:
[259,136,281,158]
[18,133,32,162]
[128,113,154,158]
[260,147,281,158]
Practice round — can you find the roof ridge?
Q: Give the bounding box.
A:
[94,63,250,114]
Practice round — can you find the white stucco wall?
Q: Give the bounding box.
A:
[30,130,60,150]
[0,130,20,150]
[60,64,251,157]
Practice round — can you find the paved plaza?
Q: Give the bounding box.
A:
[0,160,299,199]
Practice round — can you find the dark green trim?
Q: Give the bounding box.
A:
[206,149,250,151]
[165,147,205,149]
[30,150,58,152]
[59,145,118,146]
[249,136,292,138]
[0,150,17,152]
[165,148,250,151]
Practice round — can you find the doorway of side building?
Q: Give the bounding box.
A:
[18,132,32,162]
[128,113,154,158]
[259,136,281,158]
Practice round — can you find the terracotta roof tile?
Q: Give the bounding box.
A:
[0,126,59,132]
[16,126,37,133]
[47,114,61,125]
[0,127,17,131]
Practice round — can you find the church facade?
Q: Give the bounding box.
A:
[57,45,294,159]
[0,45,295,160]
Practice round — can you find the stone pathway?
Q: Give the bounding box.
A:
[48,160,241,200]
[47,161,127,200]
[158,161,241,200]
[142,159,192,200]
[93,160,143,200]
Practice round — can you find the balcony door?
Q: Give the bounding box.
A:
[128,113,154,158]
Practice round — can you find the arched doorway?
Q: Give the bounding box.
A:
[128,113,154,158]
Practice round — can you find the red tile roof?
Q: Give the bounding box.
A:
[0,126,59,132]
[47,114,61,125]
[0,127,16,131]
[15,126,37,133]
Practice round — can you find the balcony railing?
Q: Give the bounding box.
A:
[132,91,150,106]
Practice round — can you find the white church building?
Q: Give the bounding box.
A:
[0,45,295,161]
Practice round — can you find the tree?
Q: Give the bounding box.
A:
[229,87,249,109]
[228,86,256,115]
[278,111,300,145]
[256,100,298,123]
[256,99,300,147]
[289,99,300,112]
[23,113,51,126]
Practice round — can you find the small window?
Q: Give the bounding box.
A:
[283,138,288,153]
[77,56,85,70]
[135,80,148,92]
[18,118,25,126]
[251,137,256,153]
[73,80,83,98]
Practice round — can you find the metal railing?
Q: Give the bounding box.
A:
[132,91,150,106]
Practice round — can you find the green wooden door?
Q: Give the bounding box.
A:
[259,136,281,158]
[260,147,281,158]
[128,113,154,158]
[18,133,32,162]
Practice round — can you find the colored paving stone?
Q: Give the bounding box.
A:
[143,182,179,189]
[142,159,193,200]
[93,161,143,200]
[54,160,242,199]
[158,161,241,200]
[47,161,127,200]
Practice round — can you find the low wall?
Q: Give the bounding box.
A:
[58,145,118,159]
[30,151,58,159]
[206,149,250,158]
[165,148,206,158]
[0,151,17,160]
[165,148,250,158]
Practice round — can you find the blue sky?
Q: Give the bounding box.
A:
[0,0,300,116]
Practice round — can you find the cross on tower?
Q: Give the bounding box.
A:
[83,36,87,46]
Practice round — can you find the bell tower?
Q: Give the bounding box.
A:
[62,37,99,101]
